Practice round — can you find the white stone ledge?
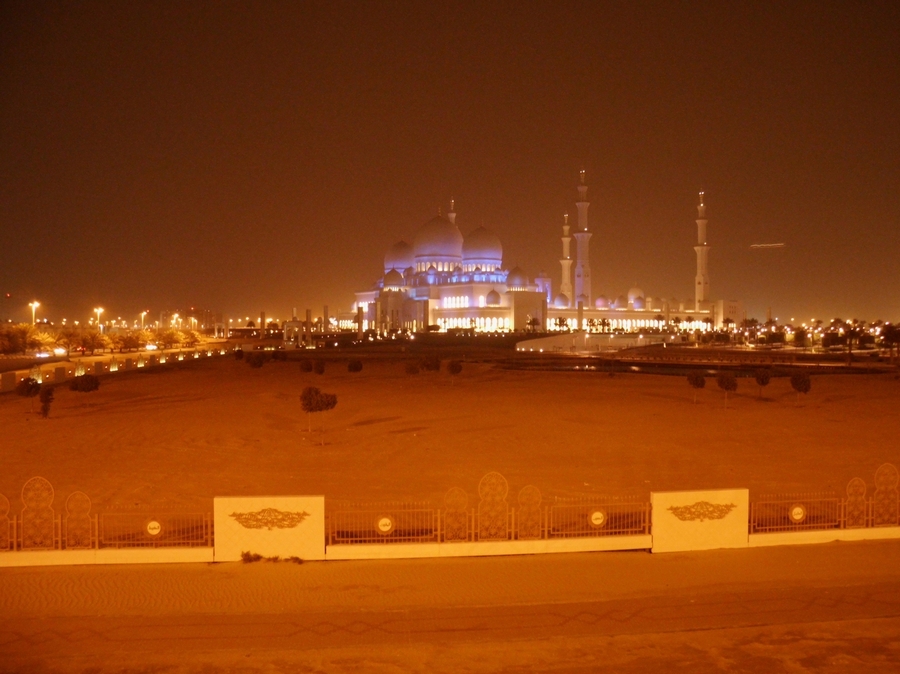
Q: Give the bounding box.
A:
[324,535,652,560]
[749,526,900,547]
[0,547,214,567]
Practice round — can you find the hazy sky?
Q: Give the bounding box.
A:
[2,1,898,324]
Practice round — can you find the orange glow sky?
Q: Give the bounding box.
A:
[2,1,898,323]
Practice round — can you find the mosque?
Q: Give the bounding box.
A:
[349,173,742,334]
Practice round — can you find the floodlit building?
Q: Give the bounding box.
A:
[349,175,741,334]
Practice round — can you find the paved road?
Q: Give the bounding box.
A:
[2,542,900,672]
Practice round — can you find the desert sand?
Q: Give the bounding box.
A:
[0,352,897,510]
[2,351,900,672]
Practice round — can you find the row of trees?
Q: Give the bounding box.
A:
[0,323,203,356]
[688,370,811,406]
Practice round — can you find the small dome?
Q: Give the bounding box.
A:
[505,266,528,290]
[486,289,501,306]
[384,240,414,275]
[627,287,644,302]
[413,215,463,261]
[595,295,609,309]
[554,293,570,308]
[632,296,646,309]
[613,295,628,308]
[383,269,403,288]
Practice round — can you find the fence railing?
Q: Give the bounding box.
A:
[326,498,651,545]
[98,513,212,548]
[750,493,842,533]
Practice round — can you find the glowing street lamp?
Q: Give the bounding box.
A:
[94,308,104,332]
[140,311,147,330]
[29,301,40,325]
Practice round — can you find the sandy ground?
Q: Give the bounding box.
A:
[0,354,898,509]
[2,541,900,672]
[2,354,900,671]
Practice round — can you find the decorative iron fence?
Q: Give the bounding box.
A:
[327,502,438,545]
[98,513,212,548]
[549,498,651,538]
[750,493,841,533]
[326,484,652,545]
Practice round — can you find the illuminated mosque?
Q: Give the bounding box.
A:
[350,173,742,334]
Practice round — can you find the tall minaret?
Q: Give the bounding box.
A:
[572,170,592,306]
[559,214,573,305]
[694,191,710,311]
[447,198,456,225]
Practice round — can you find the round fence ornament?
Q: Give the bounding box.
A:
[375,515,394,535]
[789,503,807,524]
[589,508,608,529]
[146,520,162,536]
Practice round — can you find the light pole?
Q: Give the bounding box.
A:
[140,311,147,330]
[29,301,40,325]
[94,307,104,333]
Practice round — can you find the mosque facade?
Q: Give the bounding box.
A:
[350,174,741,334]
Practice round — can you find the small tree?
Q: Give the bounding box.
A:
[790,371,811,406]
[448,360,463,375]
[314,360,326,375]
[716,372,737,408]
[234,348,244,360]
[754,369,771,399]
[16,377,41,411]
[687,372,706,404]
[246,352,267,368]
[347,360,363,372]
[300,386,338,443]
[39,385,54,418]
[299,360,313,372]
[70,374,100,392]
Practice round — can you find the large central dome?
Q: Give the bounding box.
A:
[462,226,502,271]
[413,215,463,263]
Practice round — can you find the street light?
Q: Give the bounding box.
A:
[94,308,104,333]
[140,311,147,330]
[29,301,40,325]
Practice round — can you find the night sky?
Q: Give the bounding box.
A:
[2,1,898,325]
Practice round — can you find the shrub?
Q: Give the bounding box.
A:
[686,372,705,404]
[39,385,54,418]
[754,369,771,398]
[347,360,363,373]
[420,355,441,372]
[246,352,267,368]
[70,374,100,392]
[405,362,420,375]
[716,372,737,407]
[791,372,811,406]
[447,360,463,375]
[234,348,244,360]
[314,360,326,375]
[299,360,313,372]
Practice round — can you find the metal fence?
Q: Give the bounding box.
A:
[98,512,212,548]
[548,498,651,538]
[327,502,438,545]
[750,493,842,533]
[326,495,651,545]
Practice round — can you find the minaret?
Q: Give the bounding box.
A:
[447,198,456,225]
[694,191,710,311]
[572,170,592,306]
[559,214,573,306]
